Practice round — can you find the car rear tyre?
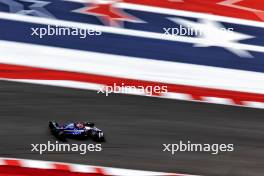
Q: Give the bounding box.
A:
[56,131,66,141]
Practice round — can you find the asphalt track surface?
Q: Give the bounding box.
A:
[0,80,264,176]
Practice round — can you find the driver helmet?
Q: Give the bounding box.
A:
[76,122,84,129]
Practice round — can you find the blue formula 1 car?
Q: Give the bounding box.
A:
[49,121,105,142]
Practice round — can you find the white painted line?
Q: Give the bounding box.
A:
[106,167,181,176]
[69,164,95,173]
[0,79,104,91]
[23,160,52,169]
[164,92,193,101]
[0,159,5,165]
[202,97,234,105]
[243,101,264,109]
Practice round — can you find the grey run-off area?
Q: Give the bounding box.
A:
[0,80,263,176]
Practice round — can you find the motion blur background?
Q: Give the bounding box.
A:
[0,0,264,176]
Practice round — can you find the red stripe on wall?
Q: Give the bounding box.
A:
[53,163,71,171]
[3,160,21,167]
[124,0,264,22]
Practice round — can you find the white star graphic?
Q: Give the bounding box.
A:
[0,0,54,18]
[169,18,255,57]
